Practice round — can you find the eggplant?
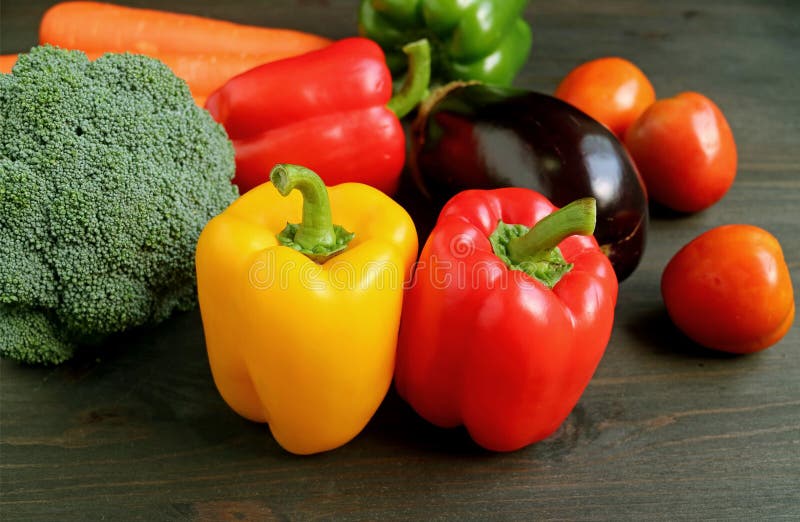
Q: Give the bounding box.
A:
[409,83,648,281]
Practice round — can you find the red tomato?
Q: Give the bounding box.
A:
[624,92,737,213]
[662,225,795,354]
[555,57,655,138]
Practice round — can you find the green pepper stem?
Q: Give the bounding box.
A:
[387,39,432,119]
[507,198,597,264]
[270,164,337,251]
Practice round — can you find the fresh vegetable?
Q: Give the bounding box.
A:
[40,1,331,55]
[358,0,532,86]
[555,57,655,138]
[37,1,331,101]
[624,92,737,213]
[0,46,238,365]
[206,37,431,195]
[395,189,617,451]
[662,225,794,354]
[1,50,293,106]
[410,83,648,282]
[0,54,17,73]
[196,164,418,454]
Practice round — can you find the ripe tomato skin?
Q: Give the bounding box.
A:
[624,92,737,213]
[555,57,655,138]
[661,225,795,354]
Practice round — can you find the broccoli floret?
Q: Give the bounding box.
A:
[0,46,239,364]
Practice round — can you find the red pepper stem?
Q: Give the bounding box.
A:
[270,164,337,251]
[507,198,597,264]
[387,39,431,119]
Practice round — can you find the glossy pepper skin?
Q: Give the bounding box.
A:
[359,0,532,86]
[395,189,618,452]
[411,83,648,282]
[205,37,430,194]
[196,165,418,455]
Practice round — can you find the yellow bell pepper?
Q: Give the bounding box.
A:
[195,164,418,455]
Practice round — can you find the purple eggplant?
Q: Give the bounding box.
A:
[409,83,648,281]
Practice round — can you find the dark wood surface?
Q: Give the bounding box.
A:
[2,1,799,520]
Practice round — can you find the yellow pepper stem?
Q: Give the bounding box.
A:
[270,164,354,263]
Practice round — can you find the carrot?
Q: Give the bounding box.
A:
[1,54,19,73]
[1,50,277,105]
[39,1,331,56]
[154,50,312,97]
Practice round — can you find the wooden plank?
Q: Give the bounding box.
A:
[1,0,798,520]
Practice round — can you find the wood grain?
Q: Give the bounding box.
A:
[1,1,799,520]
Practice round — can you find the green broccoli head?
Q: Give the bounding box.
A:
[0,45,239,364]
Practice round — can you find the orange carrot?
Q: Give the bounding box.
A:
[132,50,309,97]
[39,1,331,55]
[1,50,278,105]
[1,54,19,73]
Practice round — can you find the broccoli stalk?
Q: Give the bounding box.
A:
[0,46,239,364]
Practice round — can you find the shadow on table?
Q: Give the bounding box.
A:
[625,305,744,360]
[7,305,610,465]
[362,385,605,464]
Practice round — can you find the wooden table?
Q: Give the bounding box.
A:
[2,1,798,519]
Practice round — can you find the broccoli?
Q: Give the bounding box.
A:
[0,46,239,364]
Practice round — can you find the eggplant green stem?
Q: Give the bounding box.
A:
[507,198,597,264]
[270,164,354,262]
[387,39,431,119]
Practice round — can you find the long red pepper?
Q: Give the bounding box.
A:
[205,37,430,194]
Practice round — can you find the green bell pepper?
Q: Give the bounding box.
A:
[358,0,532,87]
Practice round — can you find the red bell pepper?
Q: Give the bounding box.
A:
[205,37,430,194]
[395,189,618,452]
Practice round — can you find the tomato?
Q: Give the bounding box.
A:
[624,92,737,213]
[554,57,655,138]
[661,225,795,354]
